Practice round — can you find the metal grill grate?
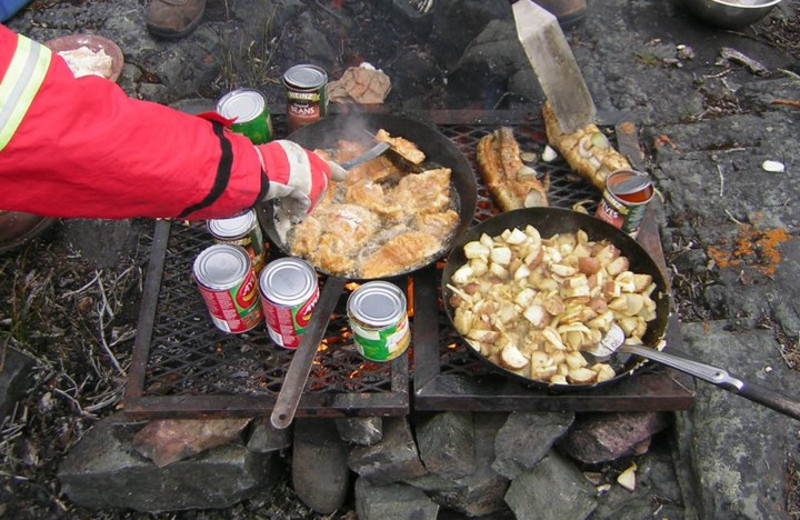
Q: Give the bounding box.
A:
[124,109,694,419]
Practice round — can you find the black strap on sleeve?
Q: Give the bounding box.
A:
[176,121,233,219]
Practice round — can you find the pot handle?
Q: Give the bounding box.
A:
[270,276,346,429]
[622,344,800,421]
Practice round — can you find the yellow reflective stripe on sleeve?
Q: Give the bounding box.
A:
[0,35,52,152]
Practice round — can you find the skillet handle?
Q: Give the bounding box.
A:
[621,345,800,421]
[270,276,346,429]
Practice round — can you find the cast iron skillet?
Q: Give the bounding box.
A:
[440,207,671,392]
[263,113,478,428]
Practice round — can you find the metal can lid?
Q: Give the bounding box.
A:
[282,65,328,91]
[193,244,251,290]
[607,169,652,196]
[348,281,406,328]
[216,89,266,124]
[207,209,257,240]
[259,258,317,306]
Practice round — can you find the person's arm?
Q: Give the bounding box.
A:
[0,24,331,220]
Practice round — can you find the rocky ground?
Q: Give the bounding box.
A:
[2,0,800,519]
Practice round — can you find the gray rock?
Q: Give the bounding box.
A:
[428,0,512,69]
[292,418,350,514]
[348,416,426,485]
[675,321,799,520]
[505,451,597,520]
[429,412,510,517]
[415,411,475,480]
[0,346,36,418]
[247,418,292,453]
[590,442,686,520]
[557,412,670,465]
[493,411,574,479]
[355,478,439,520]
[335,416,383,446]
[447,19,532,107]
[58,414,278,512]
[63,219,136,269]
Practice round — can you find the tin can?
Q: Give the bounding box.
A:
[207,209,266,273]
[193,244,263,333]
[259,258,320,349]
[282,64,328,133]
[216,89,274,144]
[347,281,411,362]
[595,169,654,238]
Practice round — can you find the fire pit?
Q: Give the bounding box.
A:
[123,109,694,419]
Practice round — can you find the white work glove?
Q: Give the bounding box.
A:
[255,140,346,219]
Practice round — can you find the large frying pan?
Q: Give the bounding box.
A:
[264,113,478,428]
[441,207,671,392]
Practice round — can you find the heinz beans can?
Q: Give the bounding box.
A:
[282,64,328,133]
[595,169,654,238]
[347,281,410,362]
[216,89,274,144]
[193,244,263,333]
[207,209,266,273]
[259,258,319,349]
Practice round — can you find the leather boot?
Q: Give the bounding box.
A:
[0,211,55,253]
[147,0,207,40]
[533,0,587,28]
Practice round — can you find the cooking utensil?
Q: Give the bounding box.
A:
[441,207,671,392]
[265,113,478,429]
[512,0,596,134]
[338,141,391,170]
[588,323,800,420]
[682,0,782,29]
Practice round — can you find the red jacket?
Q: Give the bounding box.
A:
[0,24,266,220]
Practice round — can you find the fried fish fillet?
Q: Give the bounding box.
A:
[293,204,379,275]
[375,129,426,165]
[345,180,403,219]
[290,215,322,257]
[476,127,549,212]
[542,101,631,191]
[359,231,441,279]
[416,210,459,240]
[393,168,452,214]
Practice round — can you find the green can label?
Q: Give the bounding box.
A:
[217,89,273,144]
[351,312,410,362]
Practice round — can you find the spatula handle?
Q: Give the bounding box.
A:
[622,345,800,421]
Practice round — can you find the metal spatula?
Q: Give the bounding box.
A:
[589,324,800,421]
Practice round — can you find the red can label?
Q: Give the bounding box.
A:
[197,269,262,333]
[262,286,320,349]
[596,169,654,238]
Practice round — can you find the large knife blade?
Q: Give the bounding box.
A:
[512,0,596,134]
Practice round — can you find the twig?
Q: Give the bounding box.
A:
[717,163,724,197]
[771,98,800,109]
[778,68,800,81]
[724,209,744,225]
[96,275,114,321]
[52,387,91,418]
[60,270,101,298]
[96,298,125,377]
